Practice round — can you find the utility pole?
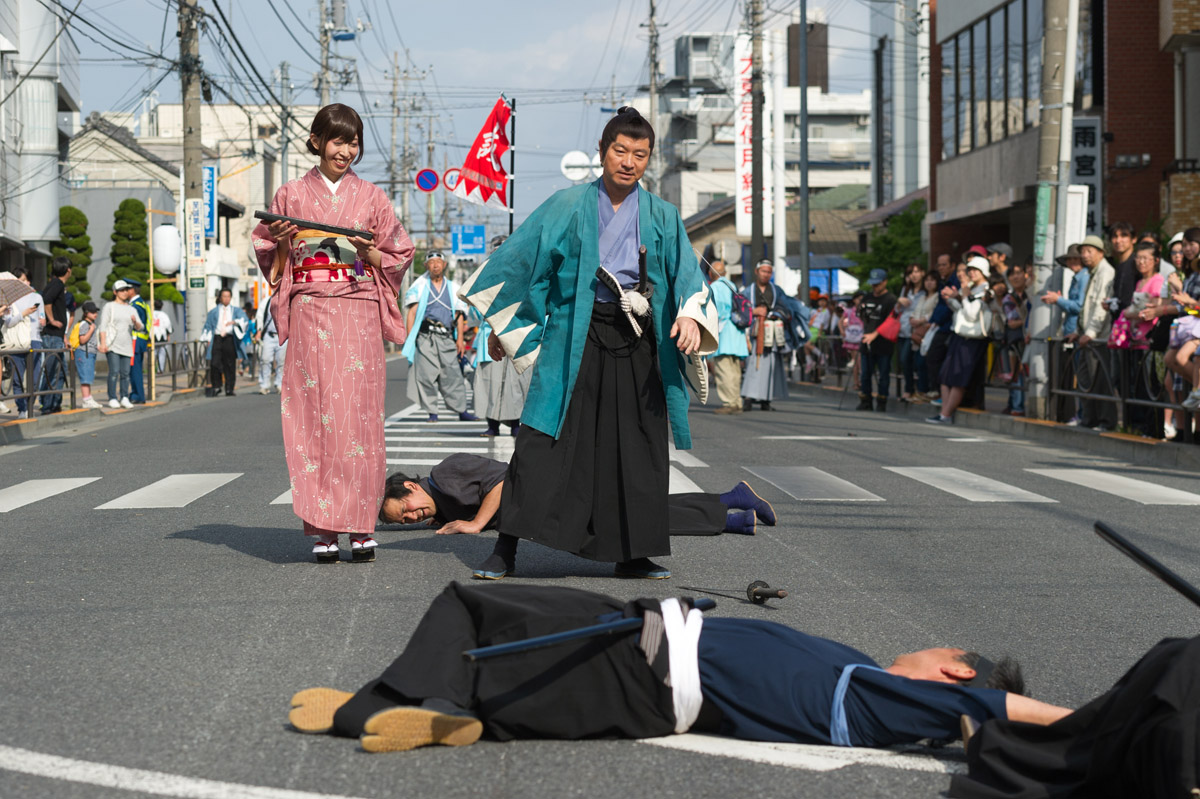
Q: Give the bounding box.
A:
[1027,0,1076,419]
[389,51,400,205]
[750,0,764,264]
[179,0,205,339]
[394,52,427,227]
[425,116,436,249]
[279,61,291,184]
[317,0,331,105]
[798,0,809,300]
[647,0,660,192]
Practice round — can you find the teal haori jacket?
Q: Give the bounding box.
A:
[457,179,718,450]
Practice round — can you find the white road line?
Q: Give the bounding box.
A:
[669,466,703,494]
[0,478,101,513]
[385,458,443,466]
[1027,468,1200,505]
[744,466,884,502]
[759,436,890,441]
[669,442,708,468]
[946,437,990,442]
[0,443,39,457]
[884,467,1056,503]
[96,473,242,510]
[640,734,963,775]
[384,446,491,453]
[0,744,374,799]
[271,490,292,505]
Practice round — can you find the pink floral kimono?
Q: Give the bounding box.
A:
[252,167,414,536]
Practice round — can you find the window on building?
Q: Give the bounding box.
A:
[692,37,710,53]
[1026,0,1042,128]
[942,39,956,159]
[1007,0,1024,136]
[939,0,1043,160]
[990,8,1006,142]
[973,20,989,148]
[696,192,729,210]
[257,124,278,139]
[957,32,971,155]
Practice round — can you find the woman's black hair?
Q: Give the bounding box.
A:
[306,103,365,163]
[598,106,655,159]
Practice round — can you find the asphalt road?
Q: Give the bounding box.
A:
[2,357,1198,799]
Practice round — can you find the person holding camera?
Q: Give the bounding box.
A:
[927,257,992,425]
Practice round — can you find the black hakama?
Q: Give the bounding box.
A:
[499,302,670,562]
[331,582,676,742]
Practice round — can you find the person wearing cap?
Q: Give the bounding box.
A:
[124,279,150,404]
[402,251,475,424]
[1072,234,1117,430]
[740,259,790,411]
[96,279,144,410]
[72,300,103,409]
[458,107,717,581]
[704,258,749,414]
[1041,244,1089,337]
[286,583,1065,756]
[469,235,530,436]
[927,257,992,425]
[856,267,898,412]
[986,243,1013,280]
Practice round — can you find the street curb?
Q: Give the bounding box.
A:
[788,379,1200,472]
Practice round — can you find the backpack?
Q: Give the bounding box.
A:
[730,290,753,330]
[67,321,82,350]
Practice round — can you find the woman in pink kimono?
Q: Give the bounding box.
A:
[252,104,414,563]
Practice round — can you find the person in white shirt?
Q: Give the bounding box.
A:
[1,265,45,418]
[151,299,173,373]
[254,294,286,394]
[201,288,249,396]
[96,279,145,409]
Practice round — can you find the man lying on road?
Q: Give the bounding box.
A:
[377,453,777,545]
[288,582,1070,753]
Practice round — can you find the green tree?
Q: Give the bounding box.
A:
[104,198,183,303]
[846,199,928,295]
[52,205,93,302]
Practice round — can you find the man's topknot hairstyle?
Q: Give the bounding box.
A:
[599,106,655,159]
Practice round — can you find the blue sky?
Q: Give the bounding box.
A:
[75,0,873,226]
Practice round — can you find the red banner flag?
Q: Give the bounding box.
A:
[453,98,511,210]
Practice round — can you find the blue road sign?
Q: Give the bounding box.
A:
[452,224,487,255]
[201,165,216,238]
[415,169,439,192]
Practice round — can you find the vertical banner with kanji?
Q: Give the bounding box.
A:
[734,33,773,239]
[454,98,512,210]
[1069,118,1103,237]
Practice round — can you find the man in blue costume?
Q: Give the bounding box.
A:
[458,107,717,581]
[287,582,1071,754]
[403,251,476,423]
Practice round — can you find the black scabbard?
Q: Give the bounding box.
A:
[253,211,374,241]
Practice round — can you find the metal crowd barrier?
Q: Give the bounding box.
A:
[1047,338,1194,441]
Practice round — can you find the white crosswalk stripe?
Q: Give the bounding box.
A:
[1026,468,1200,505]
[95,473,243,510]
[0,478,102,513]
[9,463,1192,514]
[744,466,884,502]
[884,467,1056,503]
[669,466,703,494]
[669,442,708,468]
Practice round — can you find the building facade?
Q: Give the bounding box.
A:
[870,0,931,208]
[0,0,80,280]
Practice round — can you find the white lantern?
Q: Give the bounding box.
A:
[152,223,182,275]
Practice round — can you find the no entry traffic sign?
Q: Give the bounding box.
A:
[415,169,439,192]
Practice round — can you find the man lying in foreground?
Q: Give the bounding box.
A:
[378,453,777,543]
[289,583,1071,753]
